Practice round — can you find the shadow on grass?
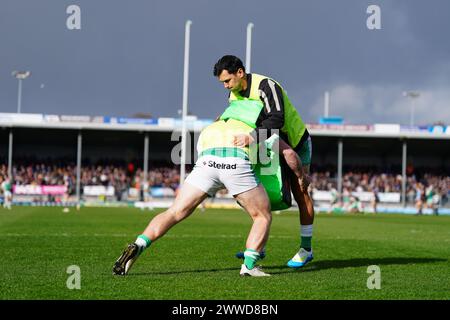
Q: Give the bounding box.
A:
[124,257,446,276]
[264,257,448,274]
[128,266,239,276]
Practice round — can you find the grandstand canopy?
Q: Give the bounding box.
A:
[1,124,448,174]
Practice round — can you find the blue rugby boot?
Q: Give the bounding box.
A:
[287,248,313,268]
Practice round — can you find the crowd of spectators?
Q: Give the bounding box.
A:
[0,160,184,195]
[309,169,449,207]
[1,161,448,207]
[310,171,404,193]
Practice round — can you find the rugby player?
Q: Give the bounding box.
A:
[214,55,315,268]
[0,175,12,210]
[113,118,274,277]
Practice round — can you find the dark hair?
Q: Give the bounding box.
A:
[213,55,245,76]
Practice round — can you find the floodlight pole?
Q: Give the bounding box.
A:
[17,79,23,113]
[401,140,407,207]
[246,23,254,73]
[8,129,13,180]
[324,91,330,117]
[403,91,420,127]
[12,71,31,113]
[143,133,149,197]
[76,131,82,206]
[337,139,343,199]
[180,20,192,185]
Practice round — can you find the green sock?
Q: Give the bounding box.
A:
[244,249,260,270]
[300,224,313,251]
[135,234,152,252]
[301,236,312,251]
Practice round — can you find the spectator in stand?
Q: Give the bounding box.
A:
[327,183,340,214]
[415,183,425,215]
[432,189,441,215]
[425,185,433,209]
[347,195,364,213]
[370,187,379,214]
[341,187,351,211]
[1,174,13,209]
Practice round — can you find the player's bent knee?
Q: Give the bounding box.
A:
[257,208,272,222]
[265,213,272,225]
[252,213,272,228]
[247,206,271,222]
[257,204,271,219]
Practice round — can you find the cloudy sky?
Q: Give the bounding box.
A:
[1,0,449,126]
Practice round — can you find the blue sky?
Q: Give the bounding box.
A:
[1,0,449,125]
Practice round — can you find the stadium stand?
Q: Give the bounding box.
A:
[0,113,449,214]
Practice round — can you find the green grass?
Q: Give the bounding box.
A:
[0,206,449,300]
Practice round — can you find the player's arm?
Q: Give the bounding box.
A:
[265,134,310,192]
[233,79,285,147]
[255,78,285,143]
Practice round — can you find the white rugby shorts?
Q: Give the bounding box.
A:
[185,155,259,196]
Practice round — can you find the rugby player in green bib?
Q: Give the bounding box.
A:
[214,55,315,268]
[113,113,298,276]
[1,175,12,210]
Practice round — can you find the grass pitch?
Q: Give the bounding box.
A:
[0,206,449,300]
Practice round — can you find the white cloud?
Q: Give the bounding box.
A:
[310,83,450,126]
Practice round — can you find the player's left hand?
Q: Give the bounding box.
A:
[232,134,254,147]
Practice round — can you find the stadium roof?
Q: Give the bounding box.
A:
[1,112,450,140]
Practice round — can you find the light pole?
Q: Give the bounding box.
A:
[180,20,192,185]
[324,91,330,117]
[402,91,420,127]
[12,71,31,113]
[246,23,254,73]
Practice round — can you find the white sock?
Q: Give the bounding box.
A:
[135,237,148,252]
[301,224,313,237]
